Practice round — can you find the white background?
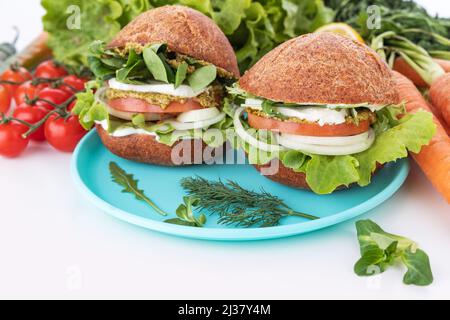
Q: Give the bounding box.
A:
[0,0,449,300]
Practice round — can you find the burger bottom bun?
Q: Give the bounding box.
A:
[97,125,224,166]
[253,159,382,191]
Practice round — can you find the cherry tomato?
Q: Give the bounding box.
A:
[35,61,68,79]
[0,66,32,95]
[0,85,11,114]
[60,75,87,93]
[0,122,30,158]
[44,114,87,152]
[36,88,72,111]
[13,105,49,142]
[67,100,77,112]
[14,81,42,105]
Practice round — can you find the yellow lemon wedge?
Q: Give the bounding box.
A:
[315,23,365,44]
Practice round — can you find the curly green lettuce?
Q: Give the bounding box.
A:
[41,0,147,66]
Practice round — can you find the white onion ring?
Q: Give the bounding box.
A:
[167,112,225,130]
[233,107,285,153]
[277,129,375,155]
[177,107,220,123]
[280,131,370,146]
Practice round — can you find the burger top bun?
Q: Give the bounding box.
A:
[239,32,398,105]
[108,5,240,79]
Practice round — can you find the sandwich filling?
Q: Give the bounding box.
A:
[228,84,436,194]
[73,41,234,147]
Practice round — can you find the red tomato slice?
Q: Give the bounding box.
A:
[108,98,204,114]
[248,112,370,137]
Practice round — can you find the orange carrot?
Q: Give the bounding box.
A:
[392,71,450,203]
[393,57,450,88]
[435,58,450,73]
[429,74,450,128]
[394,57,428,88]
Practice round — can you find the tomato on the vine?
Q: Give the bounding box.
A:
[0,122,30,158]
[60,75,87,93]
[0,85,11,114]
[13,105,49,142]
[44,114,87,152]
[14,81,42,105]
[0,66,32,95]
[35,61,68,79]
[67,100,77,112]
[36,88,73,111]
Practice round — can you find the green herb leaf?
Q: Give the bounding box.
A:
[175,62,188,88]
[159,53,175,83]
[143,46,169,83]
[402,248,434,286]
[187,65,217,92]
[109,162,168,216]
[87,56,115,80]
[354,220,433,286]
[165,196,205,228]
[164,218,198,227]
[180,177,318,228]
[354,246,387,276]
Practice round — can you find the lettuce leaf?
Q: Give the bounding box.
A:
[354,111,436,186]
[42,0,126,66]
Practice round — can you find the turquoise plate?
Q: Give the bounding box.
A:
[71,130,410,241]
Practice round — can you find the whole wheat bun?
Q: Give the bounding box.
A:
[239,32,398,105]
[97,126,223,166]
[107,5,240,78]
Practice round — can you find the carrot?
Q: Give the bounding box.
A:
[392,71,450,203]
[429,74,450,128]
[0,33,52,73]
[434,58,450,73]
[393,57,450,88]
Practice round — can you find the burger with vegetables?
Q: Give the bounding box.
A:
[229,32,435,194]
[73,5,239,165]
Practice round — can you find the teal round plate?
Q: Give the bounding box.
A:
[71,130,410,241]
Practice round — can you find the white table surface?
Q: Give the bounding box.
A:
[0,0,449,300]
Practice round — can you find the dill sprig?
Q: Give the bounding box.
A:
[180,177,319,228]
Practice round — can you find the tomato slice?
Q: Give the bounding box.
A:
[108,98,204,114]
[248,112,370,137]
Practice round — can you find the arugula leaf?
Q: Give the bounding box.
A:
[165,196,207,227]
[143,46,169,83]
[187,65,217,91]
[354,220,433,286]
[175,62,188,88]
[109,162,168,216]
